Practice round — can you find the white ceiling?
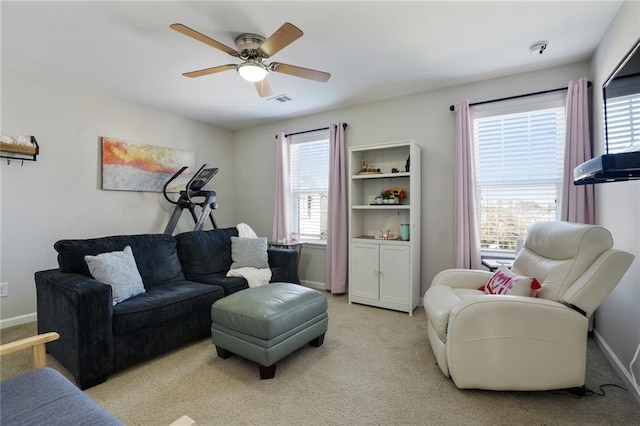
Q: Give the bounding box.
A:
[1,1,623,130]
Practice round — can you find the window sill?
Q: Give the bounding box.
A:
[481,249,516,261]
[301,240,327,248]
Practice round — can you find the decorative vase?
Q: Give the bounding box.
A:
[401,224,410,241]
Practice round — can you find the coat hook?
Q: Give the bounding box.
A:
[21,159,25,166]
[6,158,10,165]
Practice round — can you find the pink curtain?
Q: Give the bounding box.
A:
[326,123,348,294]
[561,78,594,224]
[272,132,292,242]
[454,101,482,269]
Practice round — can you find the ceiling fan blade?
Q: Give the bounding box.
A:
[182,64,236,78]
[258,22,303,58]
[270,62,331,83]
[170,23,239,57]
[255,79,273,98]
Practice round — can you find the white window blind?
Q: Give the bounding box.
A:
[473,94,565,253]
[290,132,330,241]
[605,93,640,153]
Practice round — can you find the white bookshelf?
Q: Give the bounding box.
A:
[348,140,421,315]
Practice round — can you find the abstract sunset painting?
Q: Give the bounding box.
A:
[101,137,195,192]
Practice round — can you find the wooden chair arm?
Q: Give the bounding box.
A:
[0,332,60,368]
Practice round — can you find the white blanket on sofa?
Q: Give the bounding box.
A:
[225,223,271,287]
[237,222,258,238]
[226,267,272,288]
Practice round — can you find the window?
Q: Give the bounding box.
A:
[289,131,330,242]
[473,94,566,254]
[605,92,640,153]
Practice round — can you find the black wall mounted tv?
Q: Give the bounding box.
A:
[574,37,640,185]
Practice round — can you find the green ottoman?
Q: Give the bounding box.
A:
[211,282,328,379]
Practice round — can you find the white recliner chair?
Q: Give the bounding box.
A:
[423,221,634,391]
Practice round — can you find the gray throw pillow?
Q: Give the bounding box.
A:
[230,237,269,269]
[85,245,145,305]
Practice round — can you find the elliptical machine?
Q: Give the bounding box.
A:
[162,164,219,235]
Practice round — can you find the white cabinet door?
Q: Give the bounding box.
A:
[350,242,380,300]
[379,244,410,305]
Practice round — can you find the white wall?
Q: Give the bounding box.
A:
[232,60,591,290]
[0,59,600,325]
[0,68,235,323]
[590,0,640,398]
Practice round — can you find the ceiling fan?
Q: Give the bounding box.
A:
[170,22,331,97]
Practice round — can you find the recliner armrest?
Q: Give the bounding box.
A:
[35,269,114,388]
[431,268,493,290]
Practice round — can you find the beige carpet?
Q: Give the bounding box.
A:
[2,294,639,425]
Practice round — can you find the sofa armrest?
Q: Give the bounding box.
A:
[431,268,494,290]
[268,247,300,284]
[447,295,588,390]
[35,269,114,389]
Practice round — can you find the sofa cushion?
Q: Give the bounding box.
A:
[85,246,146,305]
[230,237,269,269]
[175,227,238,276]
[0,367,122,425]
[112,280,224,335]
[188,271,248,296]
[182,267,290,296]
[55,234,184,287]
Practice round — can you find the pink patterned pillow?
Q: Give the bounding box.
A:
[481,266,541,297]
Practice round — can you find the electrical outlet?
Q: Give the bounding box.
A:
[0,282,8,297]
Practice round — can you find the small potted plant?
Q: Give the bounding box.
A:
[381,188,406,204]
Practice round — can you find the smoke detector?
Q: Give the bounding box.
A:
[530,41,548,55]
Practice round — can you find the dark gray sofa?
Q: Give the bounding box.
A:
[35,227,299,389]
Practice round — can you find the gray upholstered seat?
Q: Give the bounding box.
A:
[0,368,122,425]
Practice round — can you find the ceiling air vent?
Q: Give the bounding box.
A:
[267,94,295,104]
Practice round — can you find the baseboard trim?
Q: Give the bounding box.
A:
[301,280,326,291]
[593,328,640,405]
[0,312,37,329]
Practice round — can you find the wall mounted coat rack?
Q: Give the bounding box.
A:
[0,136,40,165]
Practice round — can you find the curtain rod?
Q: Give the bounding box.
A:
[448,81,592,111]
[275,123,348,139]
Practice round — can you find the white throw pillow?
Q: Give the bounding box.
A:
[230,237,269,269]
[482,266,541,297]
[85,246,145,305]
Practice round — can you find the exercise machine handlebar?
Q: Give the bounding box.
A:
[163,165,190,205]
[162,163,220,234]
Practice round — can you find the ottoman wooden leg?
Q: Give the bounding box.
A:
[216,346,234,359]
[259,364,277,380]
[309,333,325,348]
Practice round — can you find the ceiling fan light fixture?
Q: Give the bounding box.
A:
[237,61,268,82]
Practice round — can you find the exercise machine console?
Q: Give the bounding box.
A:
[163,164,219,234]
